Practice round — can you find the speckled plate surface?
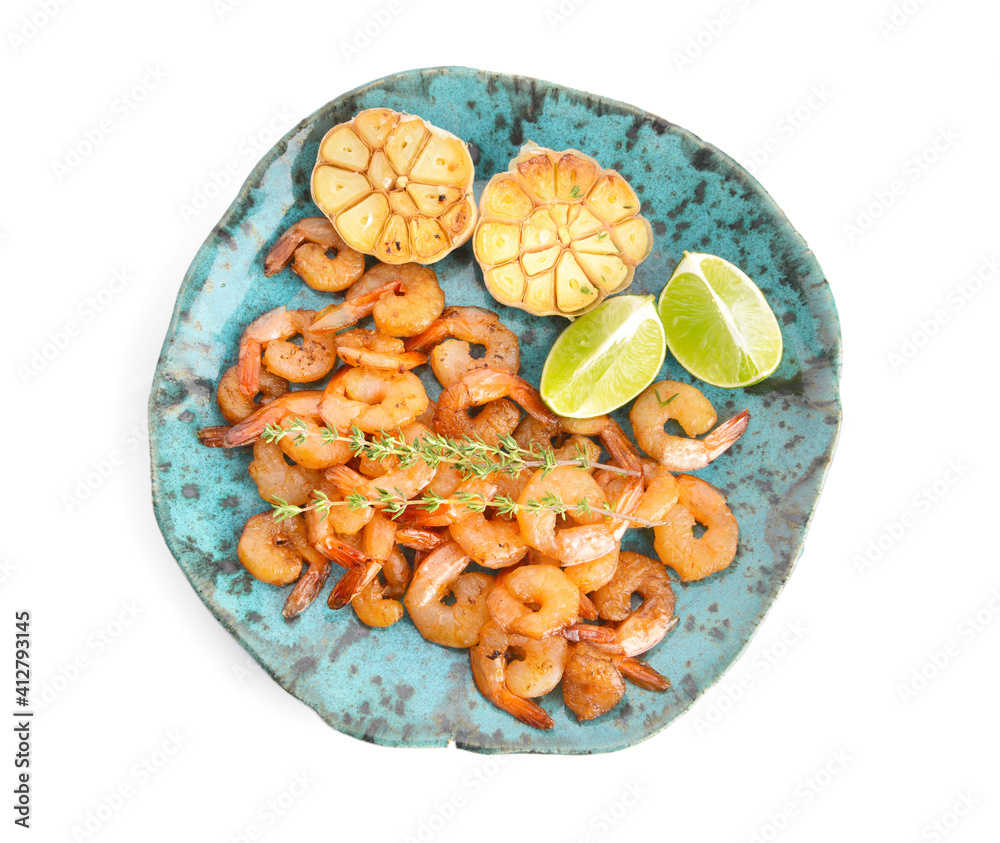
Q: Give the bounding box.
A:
[149,67,841,754]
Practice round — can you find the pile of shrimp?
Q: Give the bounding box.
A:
[198,217,751,729]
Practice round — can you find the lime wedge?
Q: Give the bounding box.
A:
[540,294,665,418]
[657,252,782,388]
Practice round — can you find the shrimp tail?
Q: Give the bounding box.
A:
[402,313,451,352]
[281,560,331,619]
[310,299,377,334]
[197,425,231,447]
[224,404,288,447]
[498,689,555,730]
[562,623,625,654]
[328,562,381,609]
[324,465,366,497]
[394,526,447,552]
[264,228,305,277]
[578,593,599,622]
[617,656,670,691]
[238,338,263,397]
[703,409,750,459]
[317,537,370,572]
[600,420,643,475]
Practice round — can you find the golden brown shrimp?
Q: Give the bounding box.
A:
[276,414,353,470]
[403,541,493,648]
[238,307,336,395]
[404,306,520,387]
[216,365,289,424]
[435,368,557,447]
[237,512,309,585]
[450,503,529,569]
[516,466,612,564]
[264,217,365,292]
[503,632,569,699]
[335,329,427,372]
[357,262,445,337]
[319,366,428,434]
[308,271,403,335]
[219,391,323,447]
[405,477,497,528]
[381,545,412,598]
[281,553,331,620]
[248,440,321,506]
[533,546,621,594]
[486,566,579,639]
[306,481,372,540]
[562,643,626,722]
[654,474,738,581]
[630,381,749,471]
[513,418,601,473]
[559,415,644,476]
[350,546,408,627]
[394,525,446,552]
[470,620,554,730]
[326,455,436,510]
[596,459,679,528]
[585,553,677,657]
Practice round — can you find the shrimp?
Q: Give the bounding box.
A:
[561,642,626,722]
[248,440,321,506]
[275,414,353,470]
[502,632,569,699]
[405,478,497,528]
[264,217,365,292]
[308,271,404,334]
[237,511,309,585]
[486,565,579,640]
[381,545,412,598]
[326,458,435,510]
[236,512,331,618]
[513,418,601,473]
[654,474,738,581]
[586,553,677,656]
[404,306,520,387]
[306,480,372,540]
[359,262,445,338]
[215,364,288,424]
[528,549,616,617]
[238,307,336,396]
[559,415,644,476]
[450,502,529,568]
[394,525,446,552]
[596,459,679,528]
[435,368,557,447]
[319,366,428,434]
[516,466,612,564]
[403,541,493,648]
[630,381,749,471]
[335,329,427,372]
[219,390,324,447]
[350,546,408,627]
[470,620,554,730]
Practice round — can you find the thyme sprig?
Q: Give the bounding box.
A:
[262,418,641,481]
[270,489,667,529]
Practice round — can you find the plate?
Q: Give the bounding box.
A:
[149,66,841,754]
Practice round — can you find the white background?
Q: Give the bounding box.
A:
[3,0,998,840]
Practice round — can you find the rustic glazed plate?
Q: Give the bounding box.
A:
[149,66,841,754]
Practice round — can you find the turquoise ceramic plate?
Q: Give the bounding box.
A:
[149,67,841,754]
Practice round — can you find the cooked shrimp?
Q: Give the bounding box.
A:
[238,307,336,396]
[470,620,554,730]
[306,480,372,540]
[276,414,353,470]
[596,460,679,528]
[335,329,427,372]
[404,306,520,387]
[248,440,321,506]
[486,565,578,640]
[654,474,738,581]
[516,466,612,564]
[630,381,749,471]
[435,368,557,447]
[216,365,288,424]
[282,554,331,620]
[358,263,445,338]
[560,415,643,476]
[363,511,397,562]
[350,545,408,627]
[403,541,493,648]
[503,632,568,699]
[264,217,365,292]
[513,418,601,472]
[326,457,435,509]
[237,512,308,585]
[394,525,447,552]
[562,642,626,722]
[381,545,412,598]
[220,390,324,447]
[406,478,497,528]
[450,504,529,569]
[319,366,428,434]
[587,553,677,657]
